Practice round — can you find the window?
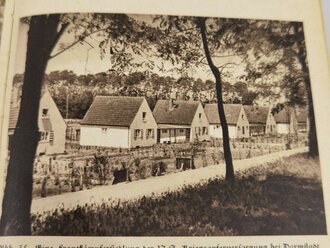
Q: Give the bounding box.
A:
[39,132,49,141]
[180,129,184,133]
[242,126,245,135]
[142,112,147,121]
[202,127,208,135]
[134,129,140,140]
[195,127,201,135]
[134,129,143,140]
[199,113,202,119]
[147,129,154,139]
[238,126,241,131]
[42,108,49,117]
[162,129,168,134]
[101,128,108,134]
[242,114,244,120]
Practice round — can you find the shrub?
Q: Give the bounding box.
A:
[31,154,325,236]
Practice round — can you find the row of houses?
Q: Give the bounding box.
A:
[78,96,308,148]
[8,90,308,154]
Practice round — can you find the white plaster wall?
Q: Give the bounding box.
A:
[236,107,250,138]
[37,91,66,154]
[266,109,277,135]
[191,103,210,141]
[130,99,158,147]
[277,123,289,134]
[80,126,130,148]
[209,124,236,139]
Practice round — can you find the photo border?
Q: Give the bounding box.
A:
[0,0,329,246]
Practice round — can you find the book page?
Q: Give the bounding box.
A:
[0,0,330,247]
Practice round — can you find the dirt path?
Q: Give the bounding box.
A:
[31,147,307,213]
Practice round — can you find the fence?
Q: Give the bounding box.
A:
[33,136,307,198]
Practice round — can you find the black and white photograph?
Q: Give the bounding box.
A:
[0,0,329,243]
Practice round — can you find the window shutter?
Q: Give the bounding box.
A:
[49,131,54,145]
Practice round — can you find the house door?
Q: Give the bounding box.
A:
[157,129,161,143]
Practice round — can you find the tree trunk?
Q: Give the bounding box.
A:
[0,15,62,235]
[198,18,235,181]
[293,23,318,157]
[305,76,318,157]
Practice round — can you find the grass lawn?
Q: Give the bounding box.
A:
[31,153,327,236]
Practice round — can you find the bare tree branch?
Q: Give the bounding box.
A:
[49,26,110,59]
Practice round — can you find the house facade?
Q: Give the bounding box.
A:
[153,99,210,143]
[8,88,66,155]
[80,96,157,148]
[243,105,276,136]
[204,104,250,139]
[274,107,298,134]
[296,108,308,133]
[65,119,81,142]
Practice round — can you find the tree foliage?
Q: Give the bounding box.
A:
[2,12,318,235]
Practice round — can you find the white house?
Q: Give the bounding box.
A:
[65,119,81,142]
[204,103,250,139]
[8,88,67,155]
[296,108,308,133]
[274,107,298,134]
[80,96,157,148]
[153,99,210,143]
[243,105,276,136]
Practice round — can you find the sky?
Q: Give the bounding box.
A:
[14,14,244,82]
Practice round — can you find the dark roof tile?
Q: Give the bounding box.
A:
[296,108,308,123]
[274,108,291,124]
[243,105,269,124]
[8,106,19,130]
[81,96,144,127]
[153,100,200,125]
[204,103,242,125]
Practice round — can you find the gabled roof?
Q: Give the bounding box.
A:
[204,103,242,125]
[81,96,145,127]
[274,108,291,124]
[243,105,269,124]
[274,107,308,124]
[153,100,200,125]
[296,108,308,123]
